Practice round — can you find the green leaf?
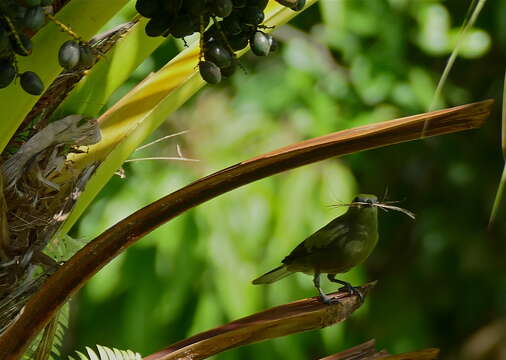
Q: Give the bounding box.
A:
[0,0,129,153]
[489,69,506,227]
[67,345,141,360]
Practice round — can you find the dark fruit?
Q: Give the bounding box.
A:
[0,60,16,88]
[211,0,233,18]
[203,24,219,43]
[18,0,41,7]
[228,33,249,51]
[128,0,291,83]
[249,0,268,10]
[233,0,247,8]
[250,31,270,56]
[161,0,183,15]
[0,29,11,56]
[241,6,264,26]
[23,6,46,30]
[199,61,221,84]
[275,0,305,10]
[222,15,242,36]
[11,6,27,20]
[184,0,207,17]
[135,0,162,18]
[170,15,197,38]
[292,0,306,11]
[58,40,80,69]
[20,71,44,95]
[220,63,236,78]
[78,44,95,68]
[145,16,171,37]
[204,42,234,68]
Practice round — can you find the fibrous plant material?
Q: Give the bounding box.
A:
[2,115,100,191]
[0,173,9,260]
[0,115,101,337]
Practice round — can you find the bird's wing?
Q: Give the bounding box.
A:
[283,219,350,262]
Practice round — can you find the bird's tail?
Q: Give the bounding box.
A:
[252,265,293,284]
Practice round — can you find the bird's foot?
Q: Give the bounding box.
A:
[319,293,340,305]
[338,284,364,303]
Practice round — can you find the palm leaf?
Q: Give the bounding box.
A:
[69,345,141,360]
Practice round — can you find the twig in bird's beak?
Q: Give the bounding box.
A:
[373,203,416,219]
[330,200,416,220]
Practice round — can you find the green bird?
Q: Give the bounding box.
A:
[252,194,379,304]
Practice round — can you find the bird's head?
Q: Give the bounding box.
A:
[331,194,415,219]
[352,194,378,207]
[347,194,415,219]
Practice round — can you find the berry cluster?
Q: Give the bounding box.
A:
[0,0,53,95]
[58,40,95,70]
[135,0,305,84]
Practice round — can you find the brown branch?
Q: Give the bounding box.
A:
[381,349,440,360]
[0,100,493,359]
[145,283,375,360]
[320,339,388,359]
[320,339,439,360]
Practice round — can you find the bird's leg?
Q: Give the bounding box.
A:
[313,272,334,304]
[327,274,364,303]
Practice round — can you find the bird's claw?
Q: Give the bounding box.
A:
[338,284,364,303]
[320,294,341,305]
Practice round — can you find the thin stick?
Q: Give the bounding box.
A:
[43,11,83,42]
[488,70,506,228]
[489,164,506,228]
[135,130,190,152]
[331,201,415,219]
[422,0,487,137]
[502,70,506,160]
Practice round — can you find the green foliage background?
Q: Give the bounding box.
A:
[67,0,506,359]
